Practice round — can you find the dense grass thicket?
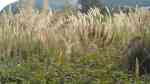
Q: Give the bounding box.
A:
[0,8,150,83]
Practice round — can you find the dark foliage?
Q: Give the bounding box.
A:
[125,36,150,76]
[78,0,104,13]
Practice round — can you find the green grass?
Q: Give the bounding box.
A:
[0,8,150,83]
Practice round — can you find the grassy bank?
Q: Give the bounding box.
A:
[0,9,150,83]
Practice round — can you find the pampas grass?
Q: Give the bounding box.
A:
[0,7,150,83]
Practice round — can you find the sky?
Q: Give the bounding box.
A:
[0,0,18,12]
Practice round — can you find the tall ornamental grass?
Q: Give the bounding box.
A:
[0,8,150,83]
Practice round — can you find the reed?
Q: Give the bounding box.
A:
[0,8,150,83]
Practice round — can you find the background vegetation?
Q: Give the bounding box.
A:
[1,3,150,83]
